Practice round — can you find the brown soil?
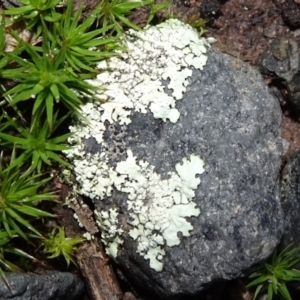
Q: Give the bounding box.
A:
[48,1,300,299]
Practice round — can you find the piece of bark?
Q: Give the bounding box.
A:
[77,237,123,300]
[55,179,123,300]
[69,197,99,235]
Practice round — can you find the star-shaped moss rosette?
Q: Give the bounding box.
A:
[51,0,122,73]
[96,0,153,35]
[4,0,61,37]
[1,34,98,131]
[247,244,300,300]
[0,111,72,172]
[41,226,84,267]
[0,151,56,240]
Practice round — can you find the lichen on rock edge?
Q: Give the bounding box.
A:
[65,19,209,271]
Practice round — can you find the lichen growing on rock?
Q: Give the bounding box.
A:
[87,18,209,125]
[115,150,205,271]
[65,19,209,271]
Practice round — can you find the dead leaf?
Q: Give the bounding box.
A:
[1,16,42,52]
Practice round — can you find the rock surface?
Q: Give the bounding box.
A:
[112,49,283,298]
[281,149,300,248]
[2,0,21,7]
[256,37,300,111]
[67,22,284,298]
[0,271,84,300]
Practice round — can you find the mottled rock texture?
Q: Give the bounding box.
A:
[2,0,21,7]
[84,48,284,298]
[0,271,84,300]
[281,149,300,248]
[256,37,300,111]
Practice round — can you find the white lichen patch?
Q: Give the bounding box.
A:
[88,18,209,125]
[65,19,209,272]
[118,150,205,271]
[95,208,124,258]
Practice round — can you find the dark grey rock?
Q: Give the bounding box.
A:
[279,149,300,297]
[87,48,284,298]
[256,37,300,111]
[2,0,21,8]
[281,149,300,248]
[0,271,84,300]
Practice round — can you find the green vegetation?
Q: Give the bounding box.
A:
[0,230,38,288]
[247,244,300,300]
[0,0,171,282]
[97,0,153,34]
[51,1,121,72]
[0,152,56,240]
[147,0,171,24]
[41,226,84,267]
[1,33,98,131]
[0,112,72,172]
[186,14,207,36]
[4,0,61,36]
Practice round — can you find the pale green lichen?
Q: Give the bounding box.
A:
[65,19,209,272]
[117,151,204,271]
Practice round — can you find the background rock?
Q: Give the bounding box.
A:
[84,48,284,298]
[256,37,300,111]
[1,0,21,7]
[281,149,300,248]
[0,271,84,300]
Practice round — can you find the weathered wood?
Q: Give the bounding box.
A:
[77,237,123,300]
[55,180,123,300]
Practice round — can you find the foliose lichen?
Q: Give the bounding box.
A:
[65,19,209,272]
